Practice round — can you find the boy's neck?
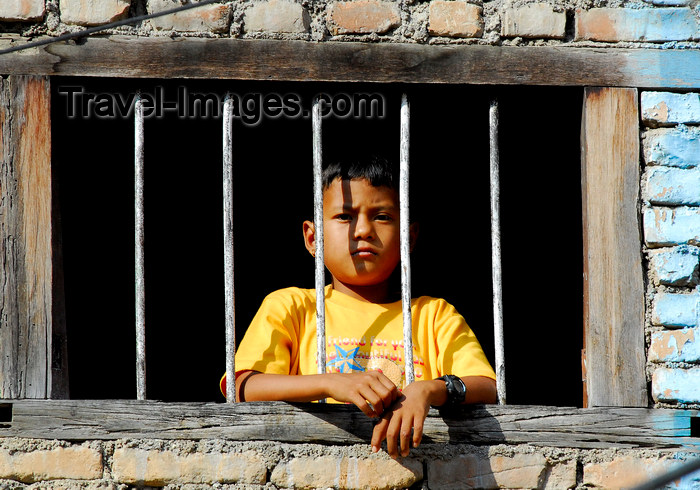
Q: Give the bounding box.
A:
[331,279,399,304]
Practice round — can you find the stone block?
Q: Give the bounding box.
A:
[643,126,700,168]
[583,456,679,488]
[148,0,230,33]
[501,3,565,39]
[642,92,700,127]
[427,453,546,489]
[543,461,577,489]
[644,207,700,248]
[649,327,700,363]
[428,1,483,38]
[270,455,423,489]
[111,448,266,486]
[644,0,691,5]
[651,290,700,328]
[0,0,45,21]
[649,245,700,286]
[575,8,699,43]
[244,0,310,33]
[0,446,103,483]
[645,167,700,206]
[60,0,131,26]
[327,1,401,35]
[652,366,700,403]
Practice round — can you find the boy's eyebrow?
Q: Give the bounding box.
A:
[338,202,398,211]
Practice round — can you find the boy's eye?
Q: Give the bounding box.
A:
[375,214,393,222]
[336,213,353,221]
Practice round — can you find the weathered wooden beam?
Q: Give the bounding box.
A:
[581,87,647,408]
[0,75,68,399]
[0,401,697,450]
[0,36,698,88]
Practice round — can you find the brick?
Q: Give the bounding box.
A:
[649,327,700,363]
[111,448,266,486]
[60,0,131,26]
[428,1,483,38]
[0,446,102,483]
[642,92,700,127]
[148,0,230,33]
[649,245,700,286]
[644,207,700,248]
[651,290,700,328]
[543,461,577,490]
[244,0,310,33]
[645,167,700,207]
[327,1,401,35]
[643,126,700,168]
[652,366,700,403]
[501,3,565,39]
[427,453,546,489]
[0,0,44,21]
[270,455,423,489]
[575,8,699,43]
[644,0,691,5]
[583,456,678,488]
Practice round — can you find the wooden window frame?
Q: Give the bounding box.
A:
[1,37,698,448]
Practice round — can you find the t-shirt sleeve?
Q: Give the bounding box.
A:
[432,299,496,380]
[234,289,302,376]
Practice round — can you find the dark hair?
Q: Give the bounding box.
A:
[322,155,397,190]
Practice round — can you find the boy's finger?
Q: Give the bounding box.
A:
[351,393,377,418]
[385,419,401,459]
[359,387,384,416]
[412,417,424,449]
[400,417,413,457]
[371,417,389,452]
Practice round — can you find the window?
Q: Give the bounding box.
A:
[1,38,697,458]
[51,77,582,406]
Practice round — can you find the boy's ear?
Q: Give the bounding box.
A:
[302,220,316,256]
[409,222,419,252]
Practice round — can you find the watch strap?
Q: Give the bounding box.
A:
[436,374,467,406]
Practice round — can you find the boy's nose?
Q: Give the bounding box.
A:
[353,216,373,239]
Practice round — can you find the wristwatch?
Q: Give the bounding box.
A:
[436,375,467,407]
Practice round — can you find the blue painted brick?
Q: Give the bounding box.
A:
[649,245,700,286]
[646,167,700,206]
[644,0,690,5]
[576,8,699,43]
[649,327,700,362]
[644,207,700,247]
[643,126,700,168]
[652,366,700,403]
[642,92,700,126]
[651,290,700,328]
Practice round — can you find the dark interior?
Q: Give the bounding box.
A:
[52,78,583,407]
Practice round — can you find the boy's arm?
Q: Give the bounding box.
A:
[370,376,497,459]
[236,370,400,418]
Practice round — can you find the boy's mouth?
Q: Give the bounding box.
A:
[351,248,377,257]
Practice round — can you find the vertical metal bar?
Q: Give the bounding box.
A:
[223,96,237,403]
[489,99,506,405]
[134,96,146,401]
[312,96,326,380]
[400,94,415,387]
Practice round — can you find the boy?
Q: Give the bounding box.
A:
[222,156,497,458]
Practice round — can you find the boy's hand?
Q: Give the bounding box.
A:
[324,371,400,418]
[370,380,440,459]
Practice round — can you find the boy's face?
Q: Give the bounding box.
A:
[304,177,405,299]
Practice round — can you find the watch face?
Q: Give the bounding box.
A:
[455,377,467,400]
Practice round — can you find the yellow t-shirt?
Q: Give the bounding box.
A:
[223,286,495,397]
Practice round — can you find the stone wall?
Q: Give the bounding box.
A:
[642,91,700,409]
[0,0,698,46]
[0,438,697,489]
